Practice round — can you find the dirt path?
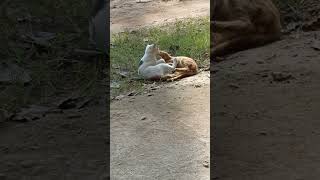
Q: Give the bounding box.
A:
[110,0,210,33]
[212,31,320,179]
[0,95,108,180]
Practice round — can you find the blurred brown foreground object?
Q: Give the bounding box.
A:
[211,0,281,59]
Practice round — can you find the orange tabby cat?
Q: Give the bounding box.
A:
[158,50,198,81]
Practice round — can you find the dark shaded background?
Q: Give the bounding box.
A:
[0,0,109,179]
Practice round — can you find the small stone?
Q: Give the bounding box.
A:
[194,84,202,88]
[256,60,265,64]
[228,83,240,89]
[147,94,153,97]
[141,116,147,120]
[2,147,9,154]
[271,72,293,82]
[110,81,120,89]
[311,41,320,51]
[258,132,267,136]
[203,161,209,168]
[127,91,136,96]
[115,95,125,100]
[118,71,128,78]
[136,0,152,3]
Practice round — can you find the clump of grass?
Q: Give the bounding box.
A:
[110,17,210,97]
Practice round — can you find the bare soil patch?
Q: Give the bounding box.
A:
[212,31,320,179]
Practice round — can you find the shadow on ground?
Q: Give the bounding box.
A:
[212,31,320,179]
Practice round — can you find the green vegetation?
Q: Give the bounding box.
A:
[110,17,210,97]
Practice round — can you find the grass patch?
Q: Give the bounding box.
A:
[110,17,210,97]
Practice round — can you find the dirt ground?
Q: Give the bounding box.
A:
[212,31,320,179]
[0,96,108,180]
[110,0,211,179]
[111,72,210,179]
[110,0,210,33]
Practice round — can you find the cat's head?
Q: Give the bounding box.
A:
[145,44,159,55]
[159,51,172,63]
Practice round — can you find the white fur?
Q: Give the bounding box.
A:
[138,44,177,80]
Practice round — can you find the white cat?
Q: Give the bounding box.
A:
[138,44,177,81]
